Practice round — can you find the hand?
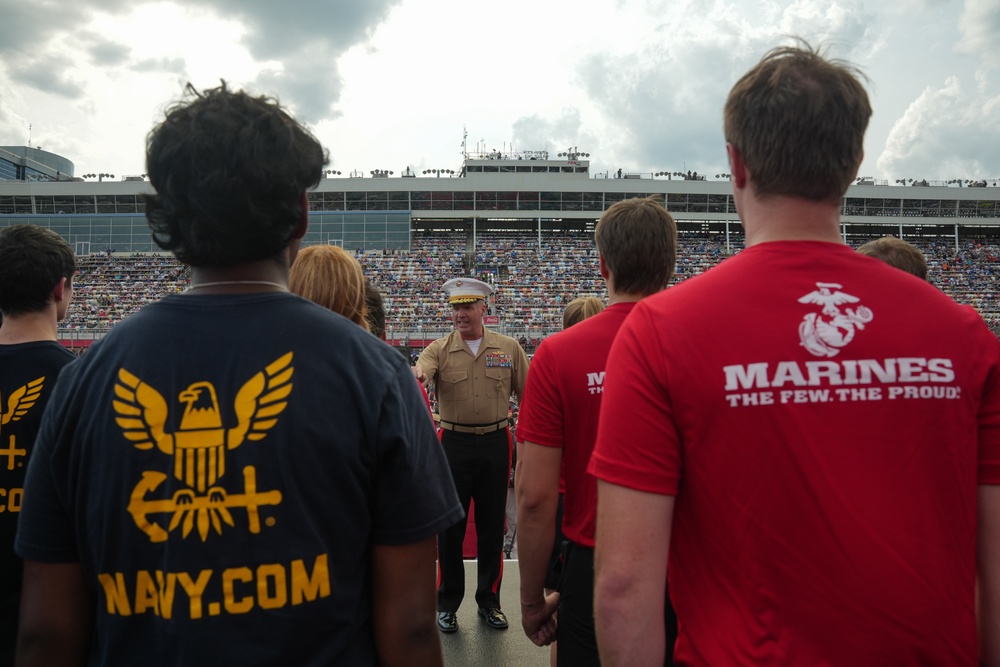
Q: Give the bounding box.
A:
[520,591,559,646]
[412,364,427,384]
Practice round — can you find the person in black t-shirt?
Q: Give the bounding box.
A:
[15,84,461,667]
[0,224,76,667]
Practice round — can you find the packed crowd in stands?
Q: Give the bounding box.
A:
[61,254,188,330]
[58,232,1000,342]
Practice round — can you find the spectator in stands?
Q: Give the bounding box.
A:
[15,82,462,667]
[857,236,928,280]
[590,41,1000,665]
[0,224,76,667]
[289,244,369,329]
[517,197,676,666]
[46,232,1000,344]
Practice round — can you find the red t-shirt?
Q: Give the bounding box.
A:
[590,241,1000,665]
[518,302,636,547]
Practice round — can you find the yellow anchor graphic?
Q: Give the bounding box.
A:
[114,353,293,541]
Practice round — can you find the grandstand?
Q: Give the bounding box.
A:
[2,148,999,350]
[50,231,1000,353]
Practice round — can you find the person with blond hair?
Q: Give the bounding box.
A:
[290,244,369,329]
[561,296,604,330]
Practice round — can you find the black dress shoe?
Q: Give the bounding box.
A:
[477,607,509,630]
[437,611,458,633]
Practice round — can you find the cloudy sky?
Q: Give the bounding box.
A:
[1,0,997,183]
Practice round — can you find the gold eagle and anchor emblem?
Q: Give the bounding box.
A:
[1,377,46,470]
[2,377,46,432]
[113,353,293,543]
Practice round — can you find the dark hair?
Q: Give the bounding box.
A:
[724,40,871,203]
[143,82,327,267]
[857,236,928,280]
[0,224,75,315]
[594,195,677,296]
[364,281,387,340]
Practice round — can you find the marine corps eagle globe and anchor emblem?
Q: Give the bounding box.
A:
[798,283,874,358]
[113,353,293,543]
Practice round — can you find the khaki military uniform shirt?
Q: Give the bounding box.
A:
[418,328,529,425]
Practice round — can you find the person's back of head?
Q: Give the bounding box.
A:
[289,244,369,329]
[143,82,326,267]
[724,40,871,203]
[563,296,605,329]
[364,281,387,340]
[0,224,75,317]
[594,195,677,297]
[857,236,929,280]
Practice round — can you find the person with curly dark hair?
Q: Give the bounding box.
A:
[143,82,326,269]
[15,83,462,667]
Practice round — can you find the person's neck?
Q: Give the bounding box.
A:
[741,194,845,248]
[460,330,484,342]
[187,257,290,295]
[608,289,646,306]
[0,310,58,344]
[606,278,656,306]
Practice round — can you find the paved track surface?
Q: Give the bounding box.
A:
[441,559,550,667]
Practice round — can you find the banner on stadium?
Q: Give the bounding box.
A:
[484,315,500,325]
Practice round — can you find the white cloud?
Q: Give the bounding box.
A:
[958,0,1000,64]
[876,76,1000,179]
[0,0,994,182]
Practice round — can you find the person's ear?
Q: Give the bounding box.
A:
[726,143,747,190]
[293,192,309,239]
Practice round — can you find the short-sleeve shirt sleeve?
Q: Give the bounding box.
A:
[516,340,564,449]
[588,304,681,496]
[371,361,463,544]
[417,339,444,386]
[15,361,82,563]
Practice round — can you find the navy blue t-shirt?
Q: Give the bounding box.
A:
[0,340,75,666]
[16,293,463,666]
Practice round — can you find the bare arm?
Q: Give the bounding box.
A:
[515,440,562,646]
[17,561,92,667]
[593,480,674,667]
[372,537,443,667]
[980,485,1000,665]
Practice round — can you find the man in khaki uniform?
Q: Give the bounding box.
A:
[415,277,529,634]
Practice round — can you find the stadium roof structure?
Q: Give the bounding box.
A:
[2,150,999,253]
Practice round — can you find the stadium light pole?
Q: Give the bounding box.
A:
[557,147,590,160]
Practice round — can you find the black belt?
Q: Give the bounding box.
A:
[439,419,509,435]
